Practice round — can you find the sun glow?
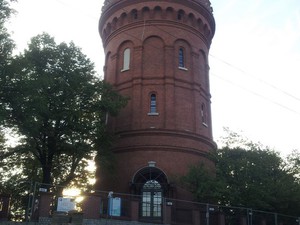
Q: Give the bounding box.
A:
[63,188,81,197]
[62,188,84,203]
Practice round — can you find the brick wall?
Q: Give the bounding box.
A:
[96,0,216,200]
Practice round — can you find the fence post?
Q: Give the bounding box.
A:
[30,181,38,221]
[38,192,52,218]
[130,198,139,221]
[81,193,101,219]
[163,198,172,224]
[239,216,247,225]
[247,209,252,225]
[274,213,278,225]
[206,204,210,225]
[193,209,200,225]
[0,194,11,221]
[25,181,33,222]
[218,212,225,225]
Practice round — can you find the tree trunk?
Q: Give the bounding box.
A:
[42,164,52,188]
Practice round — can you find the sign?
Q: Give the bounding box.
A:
[57,197,76,212]
[39,188,47,192]
[108,197,121,216]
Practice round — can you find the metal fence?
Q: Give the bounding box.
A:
[2,182,300,225]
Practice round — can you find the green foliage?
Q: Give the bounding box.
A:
[0,0,15,121]
[0,2,127,218]
[217,147,300,215]
[286,150,300,180]
[181,163,226,203]
[0,33,128,187]
[0,128,5,149]
[0,0,15,23]
[0,0,15,63]
[183,128,300,216]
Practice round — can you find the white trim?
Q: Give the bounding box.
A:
[121,68,129,72]
[178,66,188,71]
[131,166,169,183]
[122,48,130,71]
[148,112,159,116]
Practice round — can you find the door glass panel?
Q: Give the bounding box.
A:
[142,191,151,217]
[141,180,162,218]
[153,191,162,217]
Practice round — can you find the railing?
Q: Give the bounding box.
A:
[1,187,300,225]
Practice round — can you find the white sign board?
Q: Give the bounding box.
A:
[108,197,121,216]
[57,197,76,212]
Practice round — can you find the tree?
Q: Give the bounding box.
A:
[0,0,31,218]
[0,129,7,189]
[286,149,300,181]
[181,162,226,203]
[0,33,128,188]
[0,0,15,59]
[183,129,300,216]
[217,146,300,215]
[0,0,15,121]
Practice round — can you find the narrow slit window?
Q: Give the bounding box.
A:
[122,48,130,71]
[150,94,157,113]
[179,48,185,68]
[201,103,207,126]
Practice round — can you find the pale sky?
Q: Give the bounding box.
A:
[7,0,300,156]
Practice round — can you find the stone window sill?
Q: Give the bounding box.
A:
[178,66,188,71]
[148,112,159,116]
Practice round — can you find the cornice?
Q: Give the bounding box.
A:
[114,129,217,149]
[99,0,215,40]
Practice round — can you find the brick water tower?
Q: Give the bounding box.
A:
[96,0,216,210]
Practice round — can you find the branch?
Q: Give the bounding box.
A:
[0,147,27,160]
[58,156,82,187]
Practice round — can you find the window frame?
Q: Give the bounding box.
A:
[121,48,131,72]
[148,93,159,116]
[141,180,162,218]
[201,103,208,127]
[178,47,188,70]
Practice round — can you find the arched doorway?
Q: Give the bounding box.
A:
[142,180,162,218]
[132,166,169,220]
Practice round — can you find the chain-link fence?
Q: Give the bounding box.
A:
[3,183,300,225]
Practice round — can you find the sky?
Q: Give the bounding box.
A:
[7,0,300,156]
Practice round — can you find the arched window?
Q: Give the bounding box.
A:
[150,94,157,114]
[177,10,184,20]
[179,48,185,68]
[122,48,130,71]
[132,166,169,219]
[131,9,138,20]
[177,13,182,20]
